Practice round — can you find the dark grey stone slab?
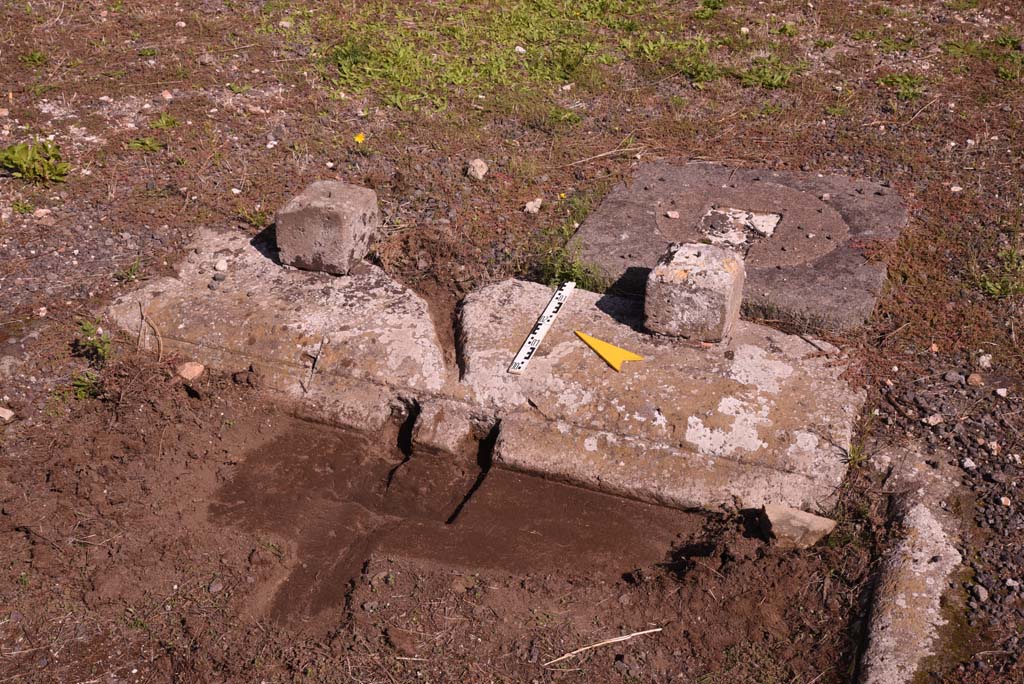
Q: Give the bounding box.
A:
[570,162,908,332]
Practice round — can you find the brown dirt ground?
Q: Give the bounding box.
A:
[1,0,1023,682]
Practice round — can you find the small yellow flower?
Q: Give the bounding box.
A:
[354,132,366,144]
[559,192,567,200]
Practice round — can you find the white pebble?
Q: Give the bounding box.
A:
[214,258,228,272]
[524,198,543,214]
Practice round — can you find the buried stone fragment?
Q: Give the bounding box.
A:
[644,243,745,342]
[761,503,836,548]
[275,180,380,276]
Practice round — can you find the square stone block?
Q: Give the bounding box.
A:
[645,243,745,342]
[276,180,380,275]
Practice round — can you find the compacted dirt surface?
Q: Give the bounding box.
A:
[1,0,1023,682]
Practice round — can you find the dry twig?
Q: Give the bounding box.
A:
[543,627,662,667]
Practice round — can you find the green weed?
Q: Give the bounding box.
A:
[846,443,868,468]
[776,23,798,37]
[150,112,178,129]
[75,320,113,366]
[942,40,991,59]
[878,72,925,100]
[880,36,916,53]
[978,249,1024,298]
[19,50,47,67]
[126,136,165,152]
[227,82,253,94]
[137,47,158,57]
[114,258,142,283]
[72,371,102,400]
[740,56,802,89]
[532,194,607,292]
[12,199,34,214]
[0,140,70,183]
[238,205,270,228]
[944,0,978,10]
[693,0,724,20]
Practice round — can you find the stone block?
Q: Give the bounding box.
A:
[762,504,836,548]
[412,400,489,459]
[458,279,862,511]
[108,229,447,433]
[275,180,379,276]
[645,243,744,342]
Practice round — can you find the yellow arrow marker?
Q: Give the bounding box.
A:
[574,331,644,372]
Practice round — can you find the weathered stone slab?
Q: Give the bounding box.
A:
[108,229,446,431]
[275,180,379,276]
[645,243,745,341]
[570,162,907,331]
[459,279,863,510]
[762,503,836,548]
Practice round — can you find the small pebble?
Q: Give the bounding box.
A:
[977,353,993,370]
[0,406,14,423]
[214,258,228,272]
[208,580,224,594]
[962,458,977,470]
[213,272,227,282]
[967,373,984,387]
[1008,578,1020,589]
[923,413,944,426]
[466,158,488,181]
[973,585,989,602]
[208,282,220,291]
[176,362,205,382]
[999,496,1011,507]
[524,198,543,214]
[996,388,1008,398]
[665,210,680,219]
[944,371,964,384]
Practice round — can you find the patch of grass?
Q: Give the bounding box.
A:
[776,23,798,37]
[12,199,34,214]
[150,112,178,129]
[238,205,270,228]
[531,193,607,292]
[693,0,724,21]
[126,136,165,152]
[942,40,991,59]
[878,72,925,100]
[227,82,253,94]
[137,47,158,57]
[266,0,716,111]
[880,36,916,53]
[740,55,802,89]
[944,0,978,10]
[19,50,47,67]
[825,103,849,117]
[846,443,869,468]
[997,54,1024,81]
[74,320,113,367]
[0,140,70,183]
[977,249,1024,298]
[814,38,834,49]
[114,258,142,283]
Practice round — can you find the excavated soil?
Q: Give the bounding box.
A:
[0,354,876,683]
